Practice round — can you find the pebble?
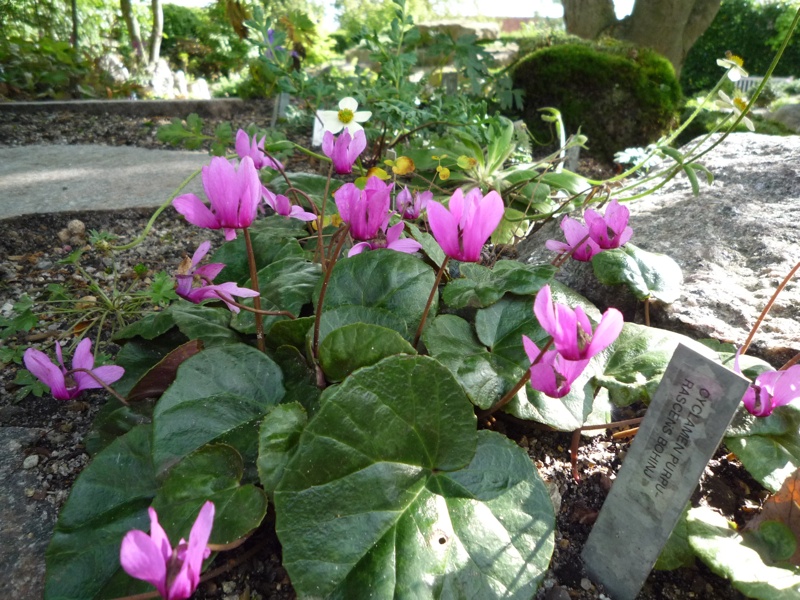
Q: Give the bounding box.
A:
[36,260,53,270]
[66,219,86,236]
[22,454,39,469]
[580,577,594,591]
[544,585,571,600]
[222,581,236,594]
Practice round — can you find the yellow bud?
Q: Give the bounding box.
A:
[457,155,477,169]
[437,166,451,181]
[366,167,391,180]
[392,156,415,176]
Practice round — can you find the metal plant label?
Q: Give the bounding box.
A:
[582,343,750,600]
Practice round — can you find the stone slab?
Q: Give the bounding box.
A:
[582,344,750,600]
[0,426,51,599]
[0,98,246,118]
[0,145,211,220]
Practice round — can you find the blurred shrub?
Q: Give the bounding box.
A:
[0,36,140,99]
[161,3,253,80]
[681,0,800,95]
[512,41,682,161]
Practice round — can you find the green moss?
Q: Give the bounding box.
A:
[512,41,682,161]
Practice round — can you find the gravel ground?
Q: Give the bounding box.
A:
[0,104,756,600]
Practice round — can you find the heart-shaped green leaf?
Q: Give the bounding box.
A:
[687,505,800,599]
[153,344,285,475]
[444,261,556,309]
[592,243,683,303]
[595,323,719,407]
[318,249,436,340]
[275,355,555,598]
[257,403,308,498]
[725,404,800,492]
[231,257,321,334]
[319,323,417,381]
[152,444,268,545]
[45,426,156,600]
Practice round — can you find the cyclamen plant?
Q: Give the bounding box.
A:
[28,59,800,598]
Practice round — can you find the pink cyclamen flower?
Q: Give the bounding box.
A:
[349,221,422,257]
[522,335,589,398]
[262,187,316,222]
[173,156,262,241]
[235,129,282,171]
[534,284,623,361]
[24,338,124,401]
[322,129,366,175]
[120,501,215,600]
[545,216,602,262]
[734,351,800,417]
[584,199,633,249]
[395,186,431,220]
[427,187,504,262]
[176,241,259,313]
[334,176,393,241]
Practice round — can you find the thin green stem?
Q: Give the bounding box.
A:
[413,256,449,349]
[243,227,265,353]
[312,224,350,359]
[111,166,203,251]
[316,163,334,267]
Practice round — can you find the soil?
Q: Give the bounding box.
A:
[0,103,757,600]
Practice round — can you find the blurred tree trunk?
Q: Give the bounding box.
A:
[120,0,145,63]
[70,0,78,49]
[561,0,721,77]
[149,0,163,64]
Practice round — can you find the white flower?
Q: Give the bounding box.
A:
[716,55,748,82]
[316,97,371,136]
[717,90,754,132]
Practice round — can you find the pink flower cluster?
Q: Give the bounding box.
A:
[523,285,623,398]
[172,130,315,242]
[546,199,633,262]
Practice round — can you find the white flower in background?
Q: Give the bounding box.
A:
[716,54,748,82]
[717,90,755,132]
[317,97,372,136]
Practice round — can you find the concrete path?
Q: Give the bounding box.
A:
[0,145,211,220]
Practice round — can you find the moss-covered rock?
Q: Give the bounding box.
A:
[512,42,682,161]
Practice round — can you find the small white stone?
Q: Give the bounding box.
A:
[580,578,593,591]
[221,581,235,594]
[22,455,39,469]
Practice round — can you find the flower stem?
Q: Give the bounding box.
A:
[243,227,265,353]
[413,256,449,349]
[70,368,128,405]
[312,224,350,359]
[111,166,202,251]
[741,259,800,356]
[316,163,334,266]
[479,338,554,419]
[226,300,296,319]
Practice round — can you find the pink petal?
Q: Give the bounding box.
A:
[427,200,460,259]
[533,285,556,337]
[586,308,624,358]
[321,130,335,159]
[77,365,125,391]
[70,338,95,372]
[190,241,212,269]
[387,238,422,254]
[529,360,560,397]
[170,501,214,598]
[24,348,69,400]
[235,129,250,160]
[348,242,371,257]
[173,195,221,231]
[120,530,168,598]
[288,206,318,222]
[769,366,800,409]
[194,263,225,283]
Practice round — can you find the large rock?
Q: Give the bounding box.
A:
[519,133,800,367]
[766,103,800,133]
